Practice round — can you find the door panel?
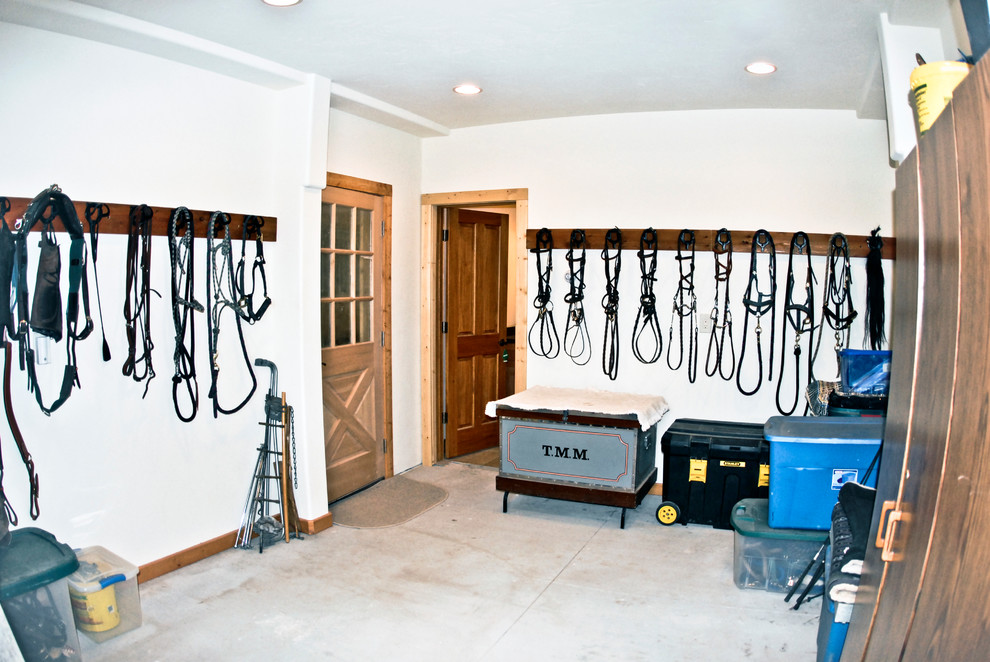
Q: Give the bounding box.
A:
[321,187,386,503]
[445,208,508,458]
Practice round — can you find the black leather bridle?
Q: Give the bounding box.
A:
[563,229,591,365]
[601,227,622,380]
[705,229,735,380]
[234,215,271,323]
[122,204,157,398]
[736,229,776,396]
[815,233,858,372]
[667,229,699,382]
[632,228,662,364]
[528,228,559,359]
[168,207,204,422]
[775,232,816,416]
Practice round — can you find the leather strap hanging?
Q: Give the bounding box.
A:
[631,228,662,364]
[667,229,699,382]
[775,232,816,416]
[704,229,735,380]
[121,204,157,398]
[84,202,112,361]
[169,207,204,422]
[207,211,258,417]
[736,229,777,396]
[814,233,858,372]
[563,229,591,365]
[601,227,622,380]
[528,228,559,359]
[2,340,38,520]
[234,215,271,323]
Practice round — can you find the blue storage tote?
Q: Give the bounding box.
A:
[765,417,884,530]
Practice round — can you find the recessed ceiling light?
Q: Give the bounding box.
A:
[453,84,483,96]
[745,61,777,75]
[262,0,301,6]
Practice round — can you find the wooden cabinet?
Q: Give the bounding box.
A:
[841,55,990,661]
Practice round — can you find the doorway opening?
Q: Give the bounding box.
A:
[420,189,529,467]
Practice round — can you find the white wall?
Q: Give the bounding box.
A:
[325,110,424,473]
[422,110,896,439]
[0,23,329,566]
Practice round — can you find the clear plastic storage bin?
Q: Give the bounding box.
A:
[67,545,142,643]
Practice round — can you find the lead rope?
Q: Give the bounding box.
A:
[667,229,699,382]
[705,229,735,380]
[814,233,858,373]
[775,232,816,415]
[234,215,271,323]
[122,204,157,398]
[736,229,777,396]
[528,228,559,359]
[601,227,622,380]
[631,228,662,364]
[563,229,591,365]
[168,207,204,422]
[206,211,258,417]
[84,203,112,361]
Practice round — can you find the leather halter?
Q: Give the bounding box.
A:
[814,232,858,372]
[705,229,735,380]
[775,232,816,416]
[206,211,258,417]
[667,229,699,382]
[736,229,776,396]
[632,228,662,364]
[122,204,157,398]
[169,207,204,422]
[563,229,591,365]
[234,215,271,323]
[601,227,622,380]
[528,228,559,359]
[84,203,112,361]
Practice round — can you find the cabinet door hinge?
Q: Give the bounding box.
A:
[441,322,448,333]
[382,438,387,453]
[381,330,385,347]
[442,411,448,424]
[442,229,449,242]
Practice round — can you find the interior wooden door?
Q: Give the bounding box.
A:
[444,208,509,458]
[321,187,386,503]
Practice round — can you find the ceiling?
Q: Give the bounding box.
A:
[10,0,962,132]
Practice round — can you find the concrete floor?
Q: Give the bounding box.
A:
[78,462,820,661]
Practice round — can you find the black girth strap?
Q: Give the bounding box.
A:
[84,203,112,361]
[122,204,157,398]
[528,228,559,359]
[775,232,816,416]
[667,229,699,382]
[17,185,91,415]
[632,228,662,364]
[705,229,735,380]
[207,211,258,417]
[815,233,858,371]
[169,207,204,422]
[234,215,271,323]
[601,227,622,380]
[865,228,886,350]
[0,198,13,338]
[736,229,777,396]
[563,229,591,365]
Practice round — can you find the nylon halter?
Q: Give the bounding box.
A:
[736,229,776,396]
[234,215,271,323]
[206,211,258,417]
[528,228,559,359]
[705,229,735,380]
[667,229,699,382]
[168,207,204,422]
[815,232,858,372]
[631,228,662,364]
[563,229,591,365]
[775,232,816,416]
[122,204,157,398]
[601,227,622,380]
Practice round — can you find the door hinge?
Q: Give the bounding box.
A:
[442,411,448,424]
[441,321,448,333]
[442,229,449,242]
[381,220,385,237]
[382,438,387,453]
[381,330,385,347]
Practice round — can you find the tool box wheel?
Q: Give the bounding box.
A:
[656,501,680,526]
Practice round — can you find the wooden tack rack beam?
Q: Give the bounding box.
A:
[1,197,278,242]
[525,228,895,260]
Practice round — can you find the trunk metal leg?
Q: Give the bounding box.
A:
[620,507,627,529]
[502,491,509,513]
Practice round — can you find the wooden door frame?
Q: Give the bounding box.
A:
[327,172,394,479]
[420,189,529,466]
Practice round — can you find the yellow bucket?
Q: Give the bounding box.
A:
[69,583,121,632]
[910,61,972,134]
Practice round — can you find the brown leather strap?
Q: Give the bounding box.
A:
[3,340,39,519]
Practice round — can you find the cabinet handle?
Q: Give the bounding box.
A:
[876,499,897,548]
[881,508,909,562]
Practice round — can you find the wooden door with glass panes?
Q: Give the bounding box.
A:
[321,187,386,503]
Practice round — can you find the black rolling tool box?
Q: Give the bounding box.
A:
[658,418,767,529]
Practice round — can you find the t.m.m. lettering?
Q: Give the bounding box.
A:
[541,445,589,461]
